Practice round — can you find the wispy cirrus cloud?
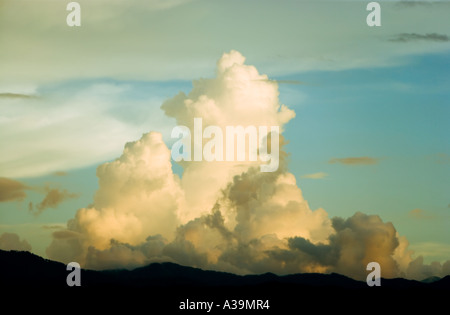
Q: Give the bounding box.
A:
[2,1,450,85]
[0,82,174,178]
[395,1,434,8]
[0,92,38,99]
[41,224,66,230]
[255,79,309,85]
[329,156,379,165]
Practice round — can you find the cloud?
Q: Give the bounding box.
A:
[52,171,68,177]
[395,1,434,8]
[261,212,401,279]
[433,153,450,164]
[0,82,175,178]
[406,256,450,280]
[0,177,77,216]
[52,230,82,240]
[408,208,434,219]
[0,232,32,251]
[329,157,379,165]
[31,188,79,216]
[160,49,295,221]
[410,242,450,262]
[46,131,184,263]
[41,224,66,230]
[389,33,449,43]
[3,2,450,178]
[0,92,37,99]
[301,172,328,179]
[256,79,309,85]
[0,177,29,202]
[325,213,400,279]
[2,1,450,86]
[47,50,295,261]
[46,51,448,280]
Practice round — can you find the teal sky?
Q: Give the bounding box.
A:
[0,0,449,266]
[281,53,450,261]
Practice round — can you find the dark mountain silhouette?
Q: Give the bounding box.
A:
[1,249,448,312]
[421,276,441,283]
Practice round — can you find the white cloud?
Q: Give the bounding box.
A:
[46,51,331,273]
[0,82,174,178]
[45,51,449,280]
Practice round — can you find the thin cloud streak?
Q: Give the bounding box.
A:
[389,33,449,43]
[408,208,434,220]
[301,172,329,179]
[0,92,38,99]
[329,157,379,165]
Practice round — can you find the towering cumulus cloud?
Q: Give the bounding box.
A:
[47,51,448,280]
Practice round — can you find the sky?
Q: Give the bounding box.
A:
[0,0,449,280]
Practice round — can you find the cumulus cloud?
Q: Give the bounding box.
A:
[0,177,29,202]
[46,51,449,281]
[406,256,450,280]
[329,156,379,165]
[46,131,184,264]
[230,212,401,278]
[0,232,32,251]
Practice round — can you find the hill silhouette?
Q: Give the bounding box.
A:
[1,249,448,312]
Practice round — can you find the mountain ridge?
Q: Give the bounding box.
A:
[1,249,448,289]
[1,249,449,312]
